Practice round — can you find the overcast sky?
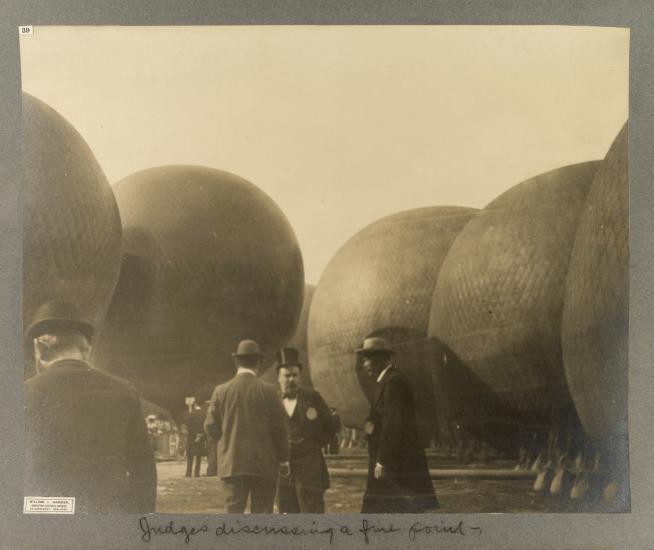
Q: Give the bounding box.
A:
[20,26,629,283]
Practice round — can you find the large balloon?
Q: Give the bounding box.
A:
[260,284,315,389]
[562,124,628,447]
[93,166,304,412]
[309,206,477,443]
[22,92,122,376]
[429,162,600,445]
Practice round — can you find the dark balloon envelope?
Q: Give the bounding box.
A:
[22,92,122,376]
[93,166,304,413]
[429,162,601,447]
[308,206,477,443]
[562,124,629,448]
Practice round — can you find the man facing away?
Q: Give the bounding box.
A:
[357,337,439,513]
[184,399,207,477]
[204,339,289,513]
[24,301,157,513]
[275,348,340,513]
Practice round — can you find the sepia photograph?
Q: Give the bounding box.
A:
[18,24,630,519]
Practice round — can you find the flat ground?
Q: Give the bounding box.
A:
[155,454,615,514]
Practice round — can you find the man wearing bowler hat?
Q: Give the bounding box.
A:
[204,339,289,513]
[23,301,157,513]
[357,337,439,513]
[275,348,340,513]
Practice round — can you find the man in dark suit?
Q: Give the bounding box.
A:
[204,339,289,513]
[275,348,340,513]
[184,400,207,477]
[24,301,157,513]
[357,337,439,513]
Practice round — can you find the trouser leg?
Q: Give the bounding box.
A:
[185,452,193,477]
[277,476,300,513]
[194,455,202,477]
[296,483,325,513]
[250,476,277,513]
[221,477,249,513]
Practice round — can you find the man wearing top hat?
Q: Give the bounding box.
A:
[23,301,157,513]
[204,339,290,513]
[275,347,340,514]
[357,337,439,513]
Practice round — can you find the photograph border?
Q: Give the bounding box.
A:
[2,2,653,549]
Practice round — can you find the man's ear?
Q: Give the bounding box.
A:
[83,344,93,361]
[33,338,41,366]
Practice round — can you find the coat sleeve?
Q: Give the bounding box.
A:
[204,387,223,441]
[314,392,341,445]
[268,387,290,463]
[126,393,157,513]
[377,376,409,473]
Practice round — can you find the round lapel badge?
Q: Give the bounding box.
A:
[364,421,375,435]
[306,406,317,420]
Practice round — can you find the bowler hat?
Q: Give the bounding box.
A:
[24,300,94,343]
[231,339,262,358]
[275,347,302,371]
[355,337,395,357]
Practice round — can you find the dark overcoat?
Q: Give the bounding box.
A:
[362,367,439,513]
[284,388,340,493]
[185,407,207,456]
[204,373,289,479]
[24,359,157,513]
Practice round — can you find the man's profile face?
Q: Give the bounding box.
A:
[278,366,301,397]
[362,354,389,379]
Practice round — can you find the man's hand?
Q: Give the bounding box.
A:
[374,462,385,480]
[279,461,290,478]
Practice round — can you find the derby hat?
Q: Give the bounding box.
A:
[231,339,262,358]
[24,300,95,343]
[275,347,302,371]
[355,337,395,357]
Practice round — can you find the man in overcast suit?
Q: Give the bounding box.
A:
[204,339,289,513]
[24,300,157,513]
[275,347,340,513]
[358,337,439,513]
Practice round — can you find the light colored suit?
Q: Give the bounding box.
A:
[205,371,289,512]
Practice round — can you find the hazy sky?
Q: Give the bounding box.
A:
[20,26,629,283]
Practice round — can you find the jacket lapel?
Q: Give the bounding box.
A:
[372,366,394,411]
[296,390,305,426]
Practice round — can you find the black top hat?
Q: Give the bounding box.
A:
[24,300,95,343]
[231,339,262,358]
[275,347,302,371]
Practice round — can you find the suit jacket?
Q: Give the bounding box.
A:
[205,373,289,479]
[24,359,157,513]
[282,388,340,493]
[362,366,438,513]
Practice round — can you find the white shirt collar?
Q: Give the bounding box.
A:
[377,364,393,383]
[282,397,298,417]
[237,367,257,376]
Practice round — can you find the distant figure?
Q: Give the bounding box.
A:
[357,337,439,513]
[146,414,158,451]
[323,409,341,456]
[204,340,289,513]
[24,301,157,513]
[275,348,340,513]
[184,400,207,477]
